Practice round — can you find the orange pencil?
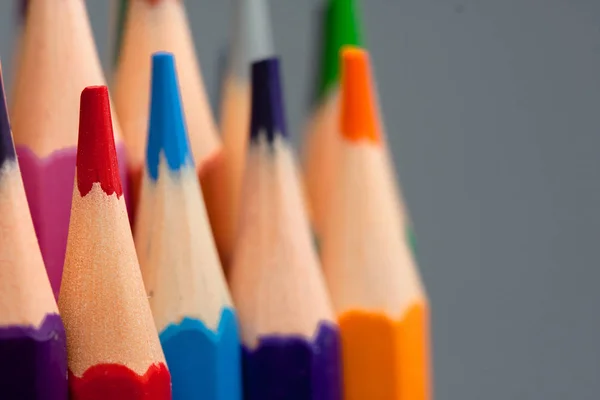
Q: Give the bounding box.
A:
[10,0,130,299]
[58,86,171,400]
[320,47,431,400]
[113,0,225,255]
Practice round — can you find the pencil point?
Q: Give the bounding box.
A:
[77,86,123,197]
[147,52,192,181]
[17,0,29,23]
[250,57,288,143]
[112,0,130,66]
[0,69,15,167]
[229,0,275,79]
[318,0,363,99]
[340,47,380,143]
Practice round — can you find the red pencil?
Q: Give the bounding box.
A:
[58,86,171,400]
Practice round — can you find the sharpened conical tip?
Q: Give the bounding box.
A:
[77,86,123,197]
[146,52,192,181]
[340,47,380,143]
[250,57,288,143]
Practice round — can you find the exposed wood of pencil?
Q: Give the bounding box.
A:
[11,0,123,155]
[0,163,58,328]
[0,67,68,399]
[58,86,169,399]
[228,90,334,348]
[320,47,430,400]
[135,53,233,334]
[136,148,232,333]
[229,130,336,343]
[0,163,58,327]
[0,67,57,337]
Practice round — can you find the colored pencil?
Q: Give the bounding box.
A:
[320,47,430,400]
[10,0,130,299]
[17,0,28,23]
[135,52,242,400]
[302,0,362,241]
[58,86,171,399]
[110,0,130,67]
[12,0,29,81]
[218,0,275,267]
[228,57,342,400]
[113,0,225,250]
[0,67,68,400]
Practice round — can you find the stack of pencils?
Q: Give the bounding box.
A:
[1,0,431,399]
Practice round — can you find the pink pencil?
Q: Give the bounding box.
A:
[10,0,130,299]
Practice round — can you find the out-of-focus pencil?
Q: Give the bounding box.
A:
[303,0,362,241]
[135,52,242,400]
[109,0,129,67]
[58,86,171,400]
[10,0,130,298]
[228,58,342,400]
[218,0,275,268]
[0,66,68,400]
[12,0,29,82]
[113,0,225,248]
[320,47,430,400]
[16,0,28,23]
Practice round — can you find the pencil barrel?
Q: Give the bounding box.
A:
[339,303,431,400]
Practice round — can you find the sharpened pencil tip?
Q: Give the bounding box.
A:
[112,0,130,66]
[18,0,29,23]
[250,57,288,143]
[318,0,363,99]
[0,68,16,167]
[146,52,192,181]
[339,47,380,144]
[77,86,123,197]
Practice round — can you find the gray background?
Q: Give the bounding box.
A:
[2,0,600,399]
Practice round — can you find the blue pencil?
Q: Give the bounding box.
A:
[134,52,242,400]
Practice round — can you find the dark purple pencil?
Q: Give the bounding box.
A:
[243,322,342,400]
[17,0,28,24]
[0,68,68,400]
[228,57,343,400]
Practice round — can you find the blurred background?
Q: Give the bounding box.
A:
[3,0,600,398]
